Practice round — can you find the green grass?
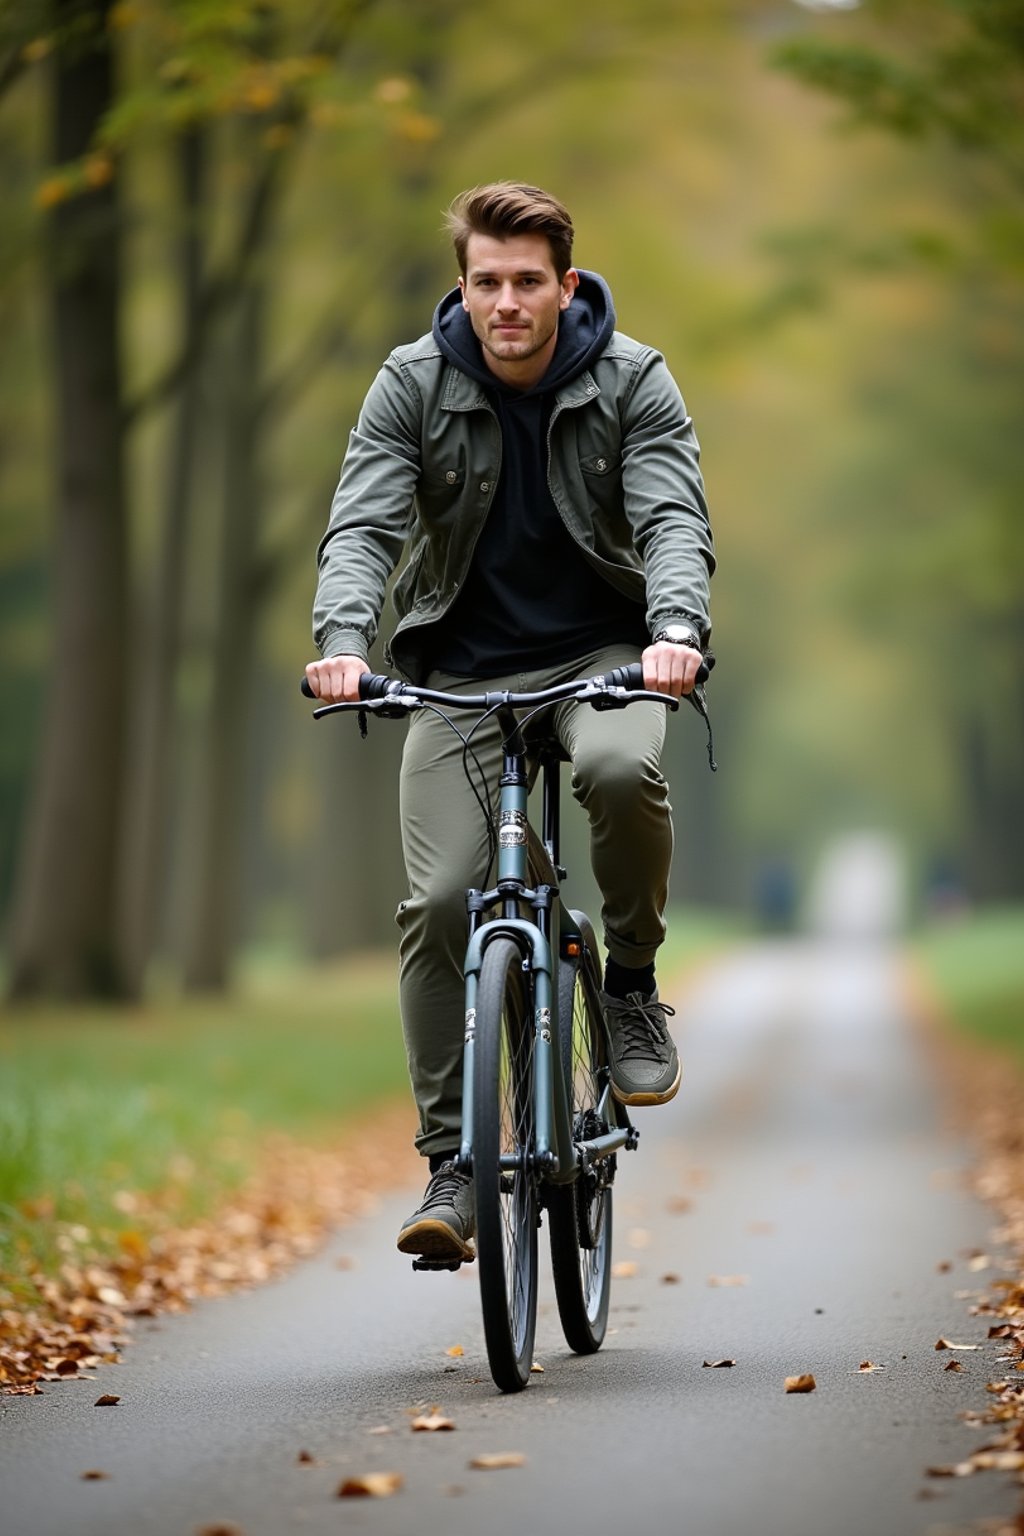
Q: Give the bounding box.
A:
[0,953,408,1289]
[914,905,1024,1066]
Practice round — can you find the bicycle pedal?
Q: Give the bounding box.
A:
[411,1255,475,1273]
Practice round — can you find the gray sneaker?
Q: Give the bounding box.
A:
[396,1160,475,1261]
[602,990,682,1105]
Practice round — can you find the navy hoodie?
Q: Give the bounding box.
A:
[424,270,648,677]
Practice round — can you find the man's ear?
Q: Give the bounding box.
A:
[560,268,580,310]
[458,275,469,312]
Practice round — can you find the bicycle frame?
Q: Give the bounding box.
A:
[456,706,634,1187]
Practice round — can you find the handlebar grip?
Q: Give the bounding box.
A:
[358,672,396,701]
[300,676,315,698]
[603,662,645,691]
[601,658,711,692]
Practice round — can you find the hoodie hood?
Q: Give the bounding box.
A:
[431,268,616,395]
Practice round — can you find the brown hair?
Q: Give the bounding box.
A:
[445,182,575,279]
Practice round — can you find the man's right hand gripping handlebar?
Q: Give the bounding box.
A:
[302,655,371,705]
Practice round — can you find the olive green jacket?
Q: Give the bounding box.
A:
[313,329,714,683]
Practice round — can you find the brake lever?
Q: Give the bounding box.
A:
[588,685,680,712]
[311,697,422,722]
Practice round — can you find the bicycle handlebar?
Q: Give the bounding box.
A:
[300,657,710,708]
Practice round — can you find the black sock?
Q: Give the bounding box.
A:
[603,958,656,1000]
[428,1152,458,1174]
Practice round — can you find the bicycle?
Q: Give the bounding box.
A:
[301,659,712,1392]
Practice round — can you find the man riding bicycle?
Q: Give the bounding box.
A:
[305,181,715,1264]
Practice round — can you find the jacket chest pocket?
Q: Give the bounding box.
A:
[415,466,464,529]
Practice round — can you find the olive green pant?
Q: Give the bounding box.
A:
[396,643,673,1156]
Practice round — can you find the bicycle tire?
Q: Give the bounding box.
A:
[473,935,539,1392]
[548,917,613,1353]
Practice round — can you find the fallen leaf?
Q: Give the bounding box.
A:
[470,1453,526,1470]
[367,1425,392,1435]
[666,1196,693,1215]
[296,1450,315,1464]
[708,1275,749,1288]
[628,1228,651,1250]
[411,1412,455,1432]
[81,1470,109,1481]
[857,1361,886,1373]
[784,1374,817,1394]
[446,1344,464,1357]
[926,1463,974,1478]
[660,1273,681,1285]
[337,1473,404,1498]
[530,1362,544,1374]
[702,1358,736,1368]
[944,1361,965,1373]
[612,1261,638,1279]
[934,1338,981,1351]
[967,1255,991,1272]
[936,1260,953,1273]
[94,1393,120,1406]
[195,1526,245,1536]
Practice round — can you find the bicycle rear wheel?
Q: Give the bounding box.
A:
[473,936,538,1392]
[548,918,613,1354]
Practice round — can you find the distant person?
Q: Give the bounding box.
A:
[306,181,715,1262]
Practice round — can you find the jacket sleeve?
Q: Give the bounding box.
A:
[312,356,422,660]
[620,349,715,646]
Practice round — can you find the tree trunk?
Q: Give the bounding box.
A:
[7,1,128,1000]
[180,270,267,990]
[117,129,205,995]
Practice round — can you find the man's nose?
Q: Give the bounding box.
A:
[495,284,519,312]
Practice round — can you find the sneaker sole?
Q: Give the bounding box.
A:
[611,1060,683,1107]
[396,1217,475,1262]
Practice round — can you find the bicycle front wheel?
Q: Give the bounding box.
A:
[473,936,539,1392]
[548,921,613,1354]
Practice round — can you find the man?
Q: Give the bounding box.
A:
[306,182,714,1263]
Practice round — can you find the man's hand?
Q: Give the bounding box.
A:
[641,641,703,699]
[304,655,370,704]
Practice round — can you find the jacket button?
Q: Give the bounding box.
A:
[480,481,490,492]
[445,471,457,484]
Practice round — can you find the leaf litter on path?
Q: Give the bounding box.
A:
[0,1103,416,1396]
[338,1472,404,1498]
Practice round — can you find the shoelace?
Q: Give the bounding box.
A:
[421,1163,469,1210]
[614,993,677,1063]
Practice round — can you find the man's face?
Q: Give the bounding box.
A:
[459,232,578,386]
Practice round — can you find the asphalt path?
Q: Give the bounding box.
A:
[2,937,1020,1536]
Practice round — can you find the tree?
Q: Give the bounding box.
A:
[770,0,1024,899]
[7,0,129,999]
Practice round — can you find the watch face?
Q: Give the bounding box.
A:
[658,626,700,646]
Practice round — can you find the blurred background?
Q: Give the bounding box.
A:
[1,0,1021,1003]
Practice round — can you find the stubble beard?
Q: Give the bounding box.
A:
[480,316,558,366]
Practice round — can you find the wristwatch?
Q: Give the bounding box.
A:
[652,623,702,650]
